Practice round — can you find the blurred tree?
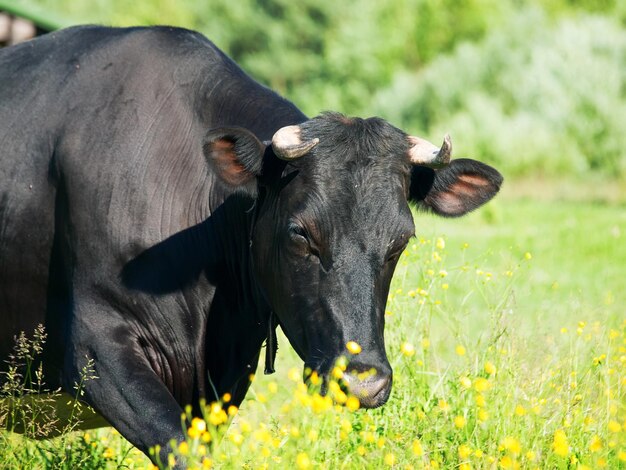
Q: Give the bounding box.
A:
[374,9,626,176]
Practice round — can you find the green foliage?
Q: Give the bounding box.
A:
[374,8,626,177]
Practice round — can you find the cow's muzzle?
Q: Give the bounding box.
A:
[304,361,393,409]
[341,365,392,408]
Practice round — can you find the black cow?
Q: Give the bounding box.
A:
[0,26,502,461]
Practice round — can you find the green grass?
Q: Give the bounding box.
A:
[2,190,625,468]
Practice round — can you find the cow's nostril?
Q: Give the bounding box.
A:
[341,370,392,408]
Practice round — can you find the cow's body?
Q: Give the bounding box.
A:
[0,26,502,462]
[1,25,302,452]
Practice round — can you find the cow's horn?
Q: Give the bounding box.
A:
[408,134,452,168]
[272,125,319,160]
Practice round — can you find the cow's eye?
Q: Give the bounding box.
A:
[288,224,309,244]
[288,223,320,258]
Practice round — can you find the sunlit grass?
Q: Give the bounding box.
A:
[159,225,624,469]
[1,197,625,468]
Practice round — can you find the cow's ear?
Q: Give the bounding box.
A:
[203,127,266,196]
[409,158,503,217]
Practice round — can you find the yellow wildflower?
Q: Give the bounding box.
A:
[336,356,348,370]
[384,453,396,466]
[314,393,333,413]
[458,444,472,459]
[454,415,466,428]
[178,441,189,455]
[484,361,497,375]
[309,371,321,385]
[340,419,352,434]
[401,342,416,357]
[460,376,472,389]
[335,390,348,404]
[412,439,424,456]
[192,417,207,433]
[553,429,569,457]
[229,432,243,446]
[346,395,360,411]
[455,345,466,356]
[332,366,344,379]
[346,341,362,354]
[296,452,311,469]
[476,394,486,407]
[288,367,301,382]
[501,436,521,455]
[474,377,492,392]
[589,435,603,452]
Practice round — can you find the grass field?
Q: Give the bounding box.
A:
[1,183,625,469]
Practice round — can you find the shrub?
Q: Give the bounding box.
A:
[374,8,626,177]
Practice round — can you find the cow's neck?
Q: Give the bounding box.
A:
[201,191,273,406]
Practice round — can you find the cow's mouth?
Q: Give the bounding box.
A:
[303,364,393,409]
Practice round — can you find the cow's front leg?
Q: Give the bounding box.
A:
[66,313,186,465]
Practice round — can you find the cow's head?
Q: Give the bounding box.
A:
[204,113,502,408]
